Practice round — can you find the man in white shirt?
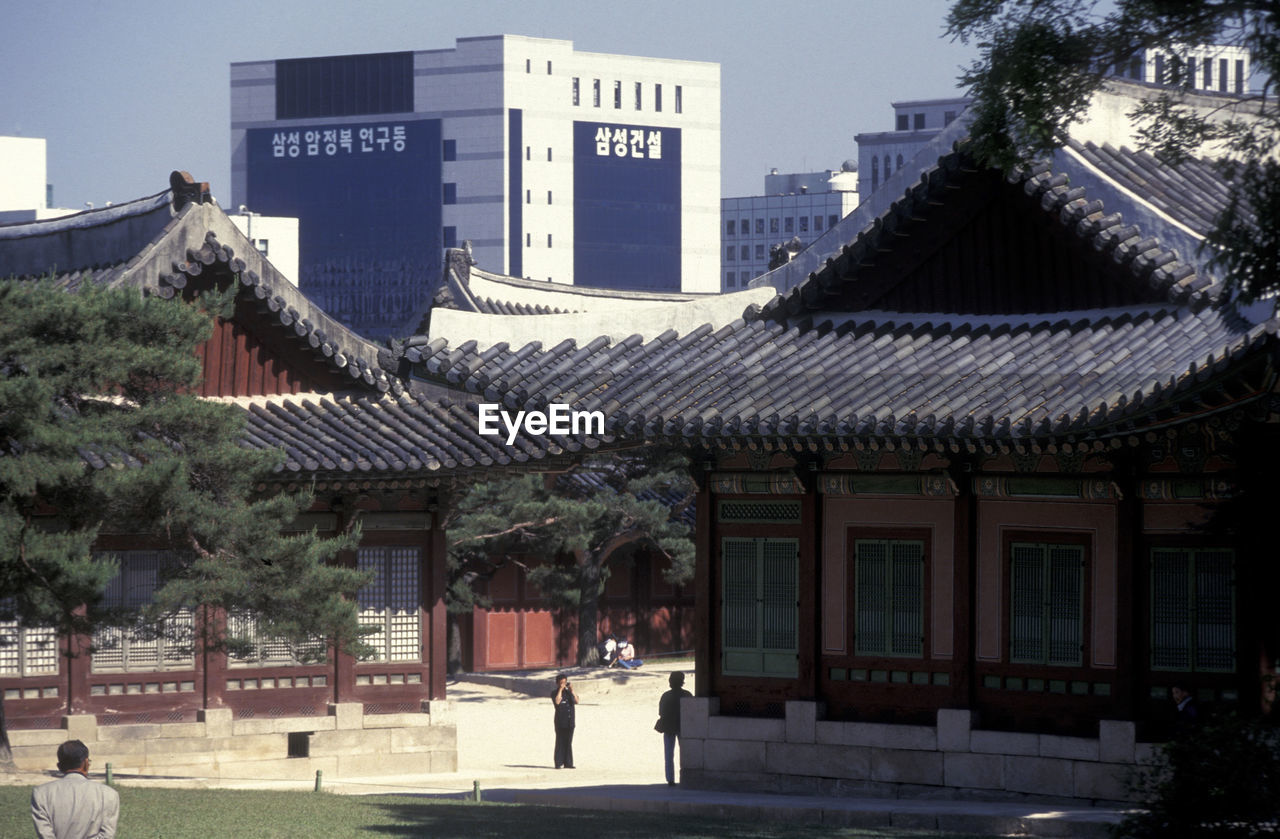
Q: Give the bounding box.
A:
[31,740,119,839]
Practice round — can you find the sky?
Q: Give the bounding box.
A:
[1,0,978,210]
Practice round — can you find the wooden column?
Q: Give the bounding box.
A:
[693,476,713,697]
[200,606,228,710]
[428,510,448,700]
[65,610,92,715]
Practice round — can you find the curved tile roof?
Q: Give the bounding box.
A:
[225,390,603,480]
[405,299,1277,446]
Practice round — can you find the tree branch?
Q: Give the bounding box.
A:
[449,517,560,547]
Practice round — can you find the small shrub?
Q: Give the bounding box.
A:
[1115,715,1280,839]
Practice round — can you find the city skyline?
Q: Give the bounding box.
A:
[1,0,977,210]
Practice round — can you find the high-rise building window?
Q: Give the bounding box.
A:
[726,219,736,235]
[914,113,925,130]
[726,272,736,288]
[740,245,748,260]
[526,233,531,247]
[897,154,904,172]
[755,218,764,235]
[944,111,957,125]
[525,59,531,74]
[814,215,823,231]
[614,80,622,108]
[635,81,642,110]
[443,182,457,205]
[1187,56,1197,88]
[726,246,735,261]
[526,189,531,204]
[884,155,891,177]
[784,217,794,233]
[593,79,601,107]
[1204,59,1212,89]
[572,77,580,106]
[675,85,682,113]
[443,139,457,161]
[1220,59,1229,92]
[655,84,663,112]
[547,60,552,75]
[1155,53,1165,83]
[547,147,552,161]
[525,146,531,161]
[1236,59,1244,93]
[896,114,909,131]
[740,218,748,233]
[755,244,765,260]
[547,233,553,247]
[443,226,457,248]
[828,215,838,229]
[799,216,808,233]
[769,218,779,234]
[547,190,552,204]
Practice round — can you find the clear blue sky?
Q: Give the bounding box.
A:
[1,0,976,209]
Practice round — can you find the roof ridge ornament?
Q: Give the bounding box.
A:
[169,171,211,212]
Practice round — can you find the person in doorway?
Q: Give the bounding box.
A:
[551,673,578,768]
[657,671,693,785]
[1171,684,1199,735]
[31,739,120,839]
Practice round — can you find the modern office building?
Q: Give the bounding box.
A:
[720,166,859,291]
[0,137,75,223]
[855,98,970,198]
[231,35,720,338]
[1105,43,1251,94]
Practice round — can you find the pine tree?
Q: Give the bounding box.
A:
[0,279,367,764]
[444,447,695,668]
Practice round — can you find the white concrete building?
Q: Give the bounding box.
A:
[228,210,300,286]
[0,137,76,223]
[231,35,720,337]
[1107,42,1251,94]
[721,166,859,291]
[856,99,970,198]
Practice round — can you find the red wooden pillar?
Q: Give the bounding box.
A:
[428,511,447,700]
[693,478,713,697]
[65,609,92,715]
[333,510,358,705]
[200,606,228,710]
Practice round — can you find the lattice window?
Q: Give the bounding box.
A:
[1151,548,1234,672]
[854,539,924,657]
[357,546,421,663]
[227,612,327,668]
[1010,543,1084,666]
[721,538,798,677]
[0,600,58,678]
[718,501,801,523]
[91,551,193,672]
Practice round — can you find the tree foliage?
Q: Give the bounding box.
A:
[948,1,1280,303]
[0,280,368,658]
[1117,714,1280,839]
[444,447,695,667]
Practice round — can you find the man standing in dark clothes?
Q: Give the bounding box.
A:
[551,674,578,769]
[657,671,693,785]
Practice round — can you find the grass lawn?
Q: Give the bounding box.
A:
[0,784,996,838]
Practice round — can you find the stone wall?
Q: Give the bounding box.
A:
[680,699,1156,803]
[9,701,456,781]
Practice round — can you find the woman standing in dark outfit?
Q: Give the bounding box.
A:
[551,674,578,768]
[657,671,692,785]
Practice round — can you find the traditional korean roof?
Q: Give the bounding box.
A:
[418,245,775,349]
[0,173,404,396]
[0,173,582,482]
[219,391,600,480]
[399,85,1279,452]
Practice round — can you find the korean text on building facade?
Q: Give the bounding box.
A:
[592,126,662,160]
[272,125,408,158]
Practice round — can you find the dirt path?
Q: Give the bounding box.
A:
[449,660,695,788]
